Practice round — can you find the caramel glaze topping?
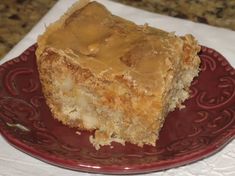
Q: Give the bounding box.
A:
[43,2,186,92]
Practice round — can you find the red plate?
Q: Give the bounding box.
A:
[0,45,234,174]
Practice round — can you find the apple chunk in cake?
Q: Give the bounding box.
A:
[36,0,201,149]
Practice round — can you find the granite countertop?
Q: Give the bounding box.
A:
[114,0,235,30]
[0,0,235,59]
[0,0,57,59]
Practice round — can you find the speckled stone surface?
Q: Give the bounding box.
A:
[0,0,57,59]
[0,0,235,59]
[114,0,235,30]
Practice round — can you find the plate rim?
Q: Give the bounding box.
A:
[0,44,235,174]
[1,127,234,174]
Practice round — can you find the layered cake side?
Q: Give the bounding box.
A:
[36,0,201,149]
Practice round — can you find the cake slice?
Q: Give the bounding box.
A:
[36,0,201,149]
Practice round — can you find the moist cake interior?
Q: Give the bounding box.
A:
[36,1,201,149]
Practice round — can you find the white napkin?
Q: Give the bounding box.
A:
[0,0,235,176]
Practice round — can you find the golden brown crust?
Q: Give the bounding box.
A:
[36,1,201,149]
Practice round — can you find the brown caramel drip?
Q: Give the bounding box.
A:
[44,2,184,91]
